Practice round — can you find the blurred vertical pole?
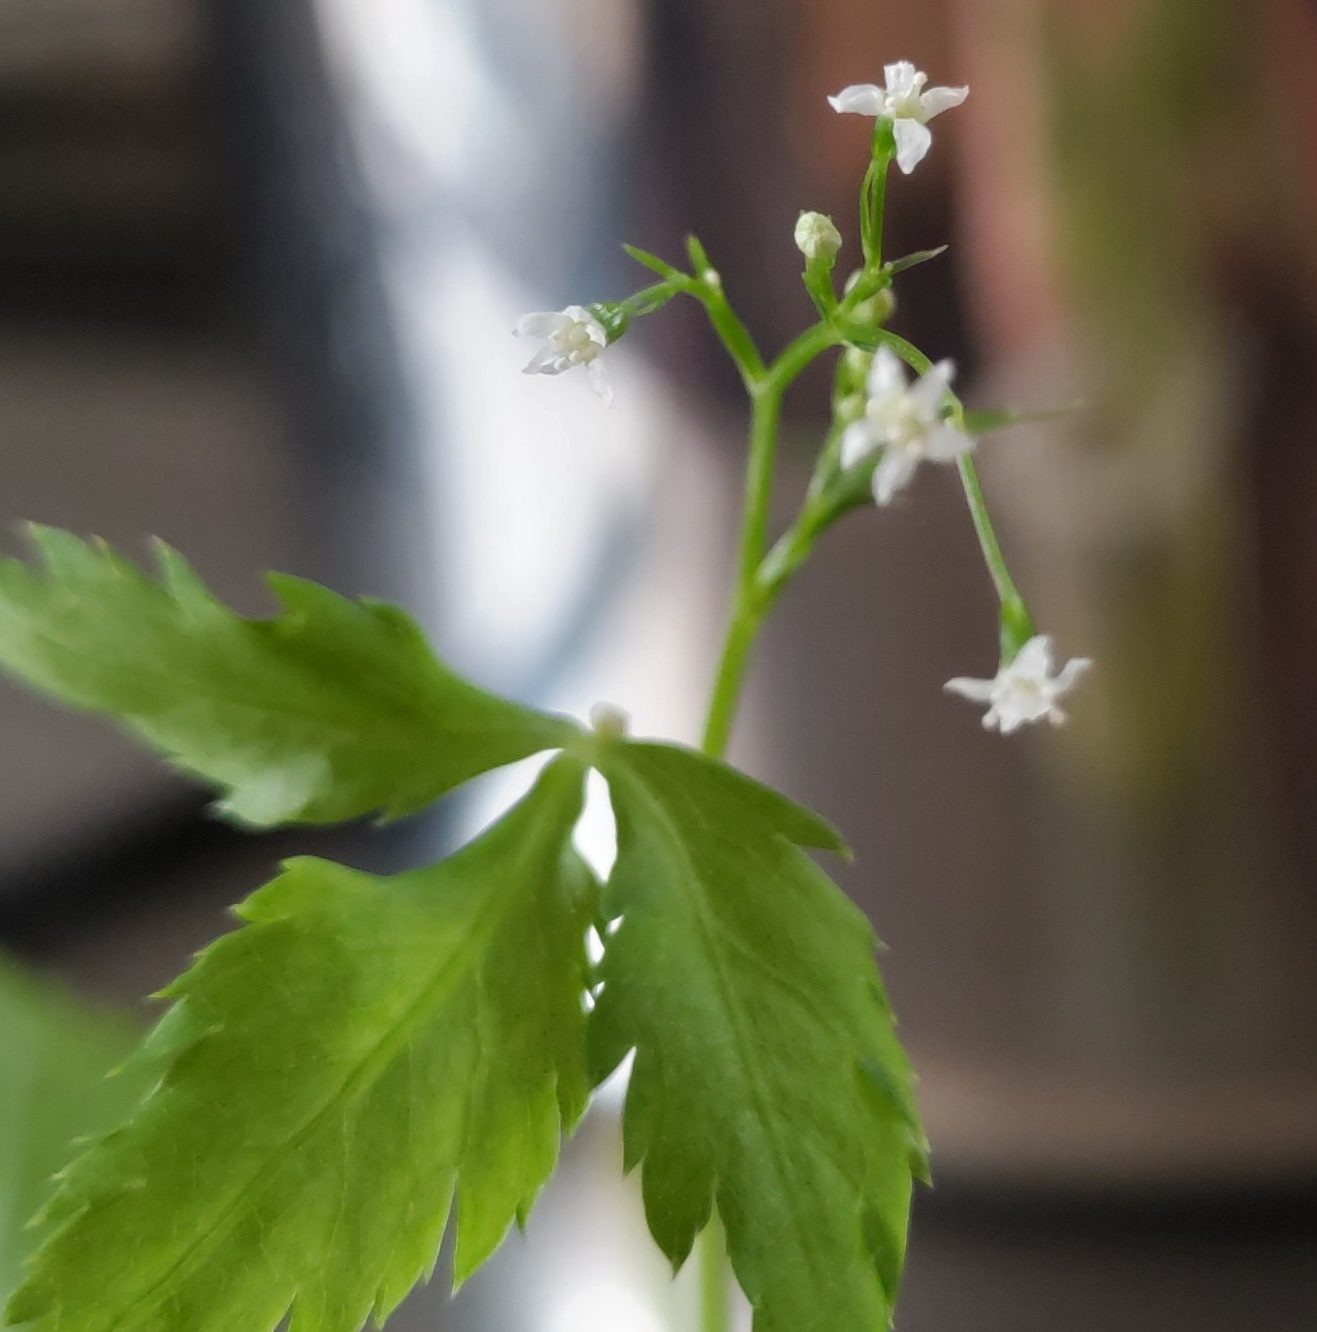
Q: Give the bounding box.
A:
[200,0,432,615]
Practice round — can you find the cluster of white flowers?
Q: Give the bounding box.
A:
[829,61,969,175]
[515,62,1090,735]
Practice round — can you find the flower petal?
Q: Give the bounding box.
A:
[516,311,570,339]
[867,345,909,400]
[523,346,567,375]
[924,424,975,462]
[587,358,614,407]
[871,449,919,505]
[944,675,997,703]
[840,420,878,470]
[920,85,969,120]
[828,84,886,116]
[908,358,956,415]
[883,62,921,97]
[892,118,933,174]
[1054,657,1093,693]
[1011,635,1054,679]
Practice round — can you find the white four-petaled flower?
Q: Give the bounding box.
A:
[829,62,969,175]
[945,636,1092,734]
[515,305,613,405]
[841,346,975,505]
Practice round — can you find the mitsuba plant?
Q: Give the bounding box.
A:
[0,63,1089,1332]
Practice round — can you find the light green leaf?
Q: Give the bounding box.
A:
[589,741,926,1332]
[6,759,593,1332]
[962,402,1080,435]
[622,243,688,284]
[0,959,144,1300]
[0,527,578,826]
[883,244,949,276]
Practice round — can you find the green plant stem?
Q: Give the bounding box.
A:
[860,130,892,266]
[874,331,1028,624]
[700,323,839,758]
[954,454,1024,613]
[697,1215,731,1332]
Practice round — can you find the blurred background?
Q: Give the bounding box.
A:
[2,0,1316,1327]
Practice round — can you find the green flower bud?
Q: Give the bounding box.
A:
[849,287,896,328]
[794,212,843,264]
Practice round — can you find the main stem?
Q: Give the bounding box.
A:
[699,389,779,759]
[700,324,839,759]
[696,1215,731,1332]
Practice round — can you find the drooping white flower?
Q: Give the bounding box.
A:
[794,211,843,263]
[515,305,612,404]
[945,636,1093,734]
[829,62,969,174]
[840,346,974,505]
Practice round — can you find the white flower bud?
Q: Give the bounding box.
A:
[589,702,630,739]
[794,212,843,263]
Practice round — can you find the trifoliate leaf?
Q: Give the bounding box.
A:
[6,759,593,1332]
[589,741,926,1332]
[0,959,145,1300]
[0,527,578,826]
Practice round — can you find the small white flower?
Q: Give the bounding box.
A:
[840,346,974,505]
[514,305,612,405]
[829,61,969,174]
[794,211,843,263]
[945,636,1093,734]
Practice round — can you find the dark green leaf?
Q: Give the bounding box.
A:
[589,741,926,1332]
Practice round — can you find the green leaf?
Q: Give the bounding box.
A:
[0,527,578,826]
[622,244,688,284]
[0,959,144,1300]
[589,741,926,1332]
[883,245,949,276]
[6,759,594,1332]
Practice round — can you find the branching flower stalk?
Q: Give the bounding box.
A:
[518,63,1089,1325]
[0,61,1090,1332]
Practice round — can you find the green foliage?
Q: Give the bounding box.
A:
[0,528,577,826]
[0,527,925,1332]
[5,760,594,1332]
[589,741,927,1332]
[0,959,144,1299]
